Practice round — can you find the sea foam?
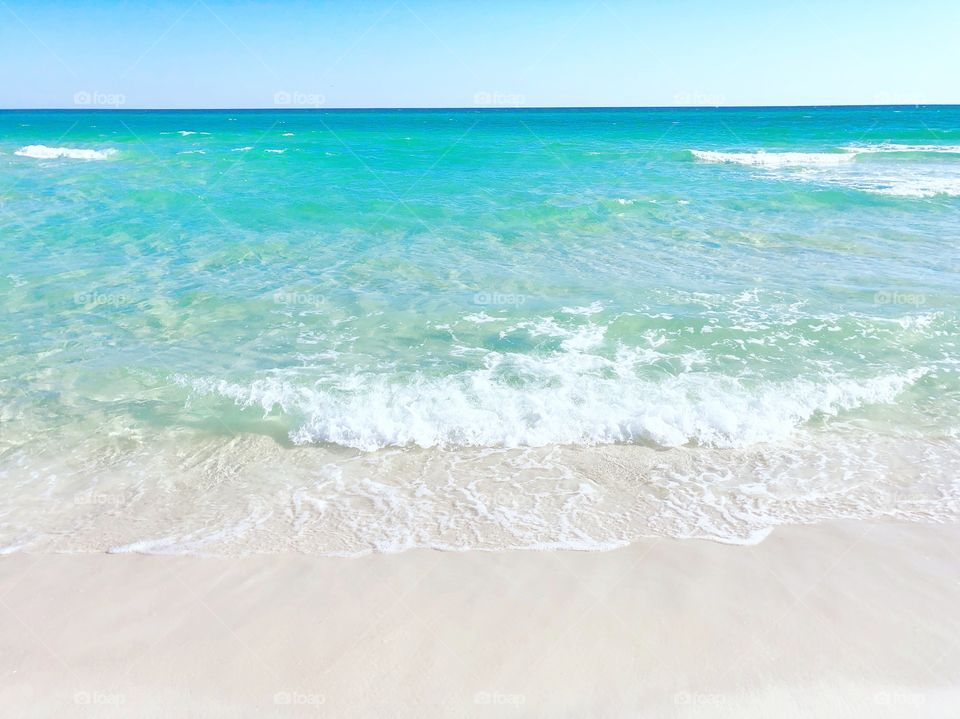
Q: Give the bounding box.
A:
[176,364,924,452]
[864,176,960,197]
[691,146,960,196]
[845,143,960,154]
[14,145,117,161]
[690,149,856,167]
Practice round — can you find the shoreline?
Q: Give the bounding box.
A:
[2,519,959,717]
[6,433,959,556]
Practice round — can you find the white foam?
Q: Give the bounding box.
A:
[561,301,604,316]
[176,362,925,452]
[462,312,500,324]
[692,146,960,197]
[7,416,960,555]
[232,146,253,152]
[14,145,117,161]
[690,149,856,167]
[865,176,960,198]
[846,143,960,154]
[265,149,286,154]
[508,317,607,351]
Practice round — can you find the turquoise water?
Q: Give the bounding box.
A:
[1,107,959,553]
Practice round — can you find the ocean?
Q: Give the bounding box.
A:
[1,106,958,554]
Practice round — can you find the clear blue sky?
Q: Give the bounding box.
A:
[1,0,957,108]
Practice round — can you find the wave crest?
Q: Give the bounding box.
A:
[690,149,856,167]
[14,145,117,161]
[176,365,924,452]
[690,146,960,196]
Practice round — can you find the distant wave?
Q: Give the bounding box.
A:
[844,143,960,155]
[690,146,960,197]
[864,176,960,198]
[690,150,856,167]
[692,145,960,167]
[14,145,117,161]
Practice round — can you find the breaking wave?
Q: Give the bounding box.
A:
[14,145,117,160]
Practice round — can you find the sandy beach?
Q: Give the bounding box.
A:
[2,520,958,718]
[4,3,959,717]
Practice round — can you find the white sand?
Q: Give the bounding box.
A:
[2,520,959,717]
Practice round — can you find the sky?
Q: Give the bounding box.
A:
[1,0,958,109]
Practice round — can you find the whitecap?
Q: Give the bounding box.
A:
[690,149,856,167]
[692,146,960,197]
[865,176,960,197]
[14,145,117,161]
[845,143,960,154]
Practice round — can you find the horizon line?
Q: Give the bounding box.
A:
[1,103,957,112]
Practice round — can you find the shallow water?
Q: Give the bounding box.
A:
[1,107,958,553]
